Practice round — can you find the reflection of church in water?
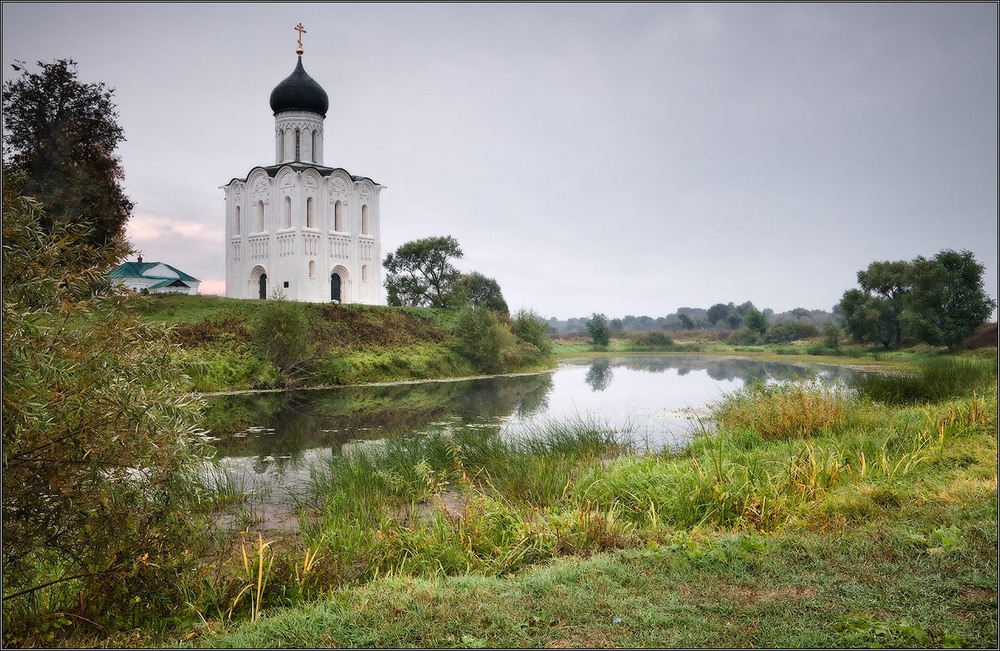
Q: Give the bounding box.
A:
[223,24,383,303]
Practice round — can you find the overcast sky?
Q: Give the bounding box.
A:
[3,2,997,320]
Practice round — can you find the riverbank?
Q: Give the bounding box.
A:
[137,294,555,393]
[167,356,995,648]
[5,348,995,647]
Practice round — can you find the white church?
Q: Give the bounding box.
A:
[223,26,383,304]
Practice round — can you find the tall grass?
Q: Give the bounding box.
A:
[851,356,997,405]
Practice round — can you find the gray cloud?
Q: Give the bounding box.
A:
[3,2,996,319]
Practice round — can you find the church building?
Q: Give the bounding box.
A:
[223,25,383,303]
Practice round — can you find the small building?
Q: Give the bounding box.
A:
[111,258,201,295]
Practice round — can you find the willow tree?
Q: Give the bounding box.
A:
[1,173,210,628]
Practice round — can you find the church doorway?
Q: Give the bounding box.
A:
[331,272,342,302]
[259,273,268,299]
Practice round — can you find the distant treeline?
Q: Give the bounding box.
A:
[546,303,840,335]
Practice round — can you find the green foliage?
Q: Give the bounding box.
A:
[2,59,133,265]
[906,250,997,352]
[585,312,611,348]
[764,319,820,344]
[706,302,733,326]
[512,308,553,357]
[851,357,998,405]
[383,235,464,308]
[744,307,769,335]
[251,297,315,385]
[625,331,675,349]
[839,251,996,351]
[455,308,516,374]
[451,271,509,315]
[822,321,842,350]
[1,174,211,630]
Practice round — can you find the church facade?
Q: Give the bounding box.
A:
[223,29,383,304]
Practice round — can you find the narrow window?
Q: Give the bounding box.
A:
[295,129,301,162]
[284,196,292,229]
[362,264,368,282]
[235,205,241,235]
[258,273,267,299]
[257,201,264,232]
[312,130,318,162]
[334,201,342,231]
[279,130,285,161]
[306,197,314,228]
[309,260,316,278]
[361,205,369,235]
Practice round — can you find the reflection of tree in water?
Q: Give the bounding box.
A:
[202,372,556,470]
[601,355,853,386]
[585,359,614,392]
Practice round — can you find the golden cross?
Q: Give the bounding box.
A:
[295,23,307,53]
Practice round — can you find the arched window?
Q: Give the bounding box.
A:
[295,129,301,162]
[309,260,316,278]
[334,201,343,231]
[258,273,267,299]
[362,265,368,283]
[284,196,292,229]
[257,201,264,232]
[278,130,285,161]
[361,205,369,235]
[312,131,318,162]
[235,205,241,235]
[306,197,314,228]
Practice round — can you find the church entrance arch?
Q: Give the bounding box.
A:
[330,265,349,303]
[251,265,268,300]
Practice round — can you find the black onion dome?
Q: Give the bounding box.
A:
[269,56,329,117]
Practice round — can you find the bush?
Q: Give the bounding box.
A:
[455,308,516,374]
[626,331,675,349]
[252,298,315,384]
[586,313,611,348]
[764,319,820,344]
[512,308,553,357]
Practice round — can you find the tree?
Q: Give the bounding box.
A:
[2,172,209,620]
[2,59,133,268]
[839,250,995,351]
[839,288,897,349]
[451,271,509,314]
[838,260,911,349]
[744,306,769,335]
[906,250,996,352]
[512,309,552,357]
[586,312,611,348]
[383,235,464,308]
[706,302,733,326]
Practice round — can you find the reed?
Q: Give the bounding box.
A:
[852,356,997,405]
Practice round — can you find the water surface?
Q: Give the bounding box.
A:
[201,355,854,520]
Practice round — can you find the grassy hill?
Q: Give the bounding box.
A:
[137,294,552,393]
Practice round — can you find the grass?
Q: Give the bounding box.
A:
[8,349,996,648]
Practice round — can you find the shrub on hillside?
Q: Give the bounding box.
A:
[455,308,517,374]
[252,298,315,384]
[512,308,553,357]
